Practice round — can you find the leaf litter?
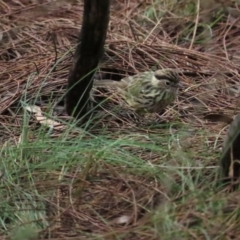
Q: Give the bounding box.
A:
[1,0,240,239]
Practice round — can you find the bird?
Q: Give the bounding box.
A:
[93,69,180,114]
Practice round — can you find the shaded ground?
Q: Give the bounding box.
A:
[1,0,240,239]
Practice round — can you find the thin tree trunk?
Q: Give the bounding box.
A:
[65,0,110,119]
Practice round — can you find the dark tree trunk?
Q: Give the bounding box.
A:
[65,0,110,119]
[219,113,240,187]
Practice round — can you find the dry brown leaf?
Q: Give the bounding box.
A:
[25,105,65,130]
[204,113,233,124]
[109,215,131,225]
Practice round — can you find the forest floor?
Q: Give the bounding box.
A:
[1,0,240,239]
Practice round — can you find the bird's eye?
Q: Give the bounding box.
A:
[165,81,170,86]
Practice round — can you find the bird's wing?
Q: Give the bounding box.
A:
[126,72,154,96]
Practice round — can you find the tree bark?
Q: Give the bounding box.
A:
[65,0,110,119]
[219,113,240,186]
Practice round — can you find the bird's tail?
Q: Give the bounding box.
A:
[93,79,119,87]
[93,79,130,90]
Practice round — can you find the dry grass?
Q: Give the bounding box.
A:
[1,0,240,239]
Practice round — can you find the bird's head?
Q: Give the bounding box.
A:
[152,69,180,91]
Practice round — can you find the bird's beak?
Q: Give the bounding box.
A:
[177,82,183,89]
